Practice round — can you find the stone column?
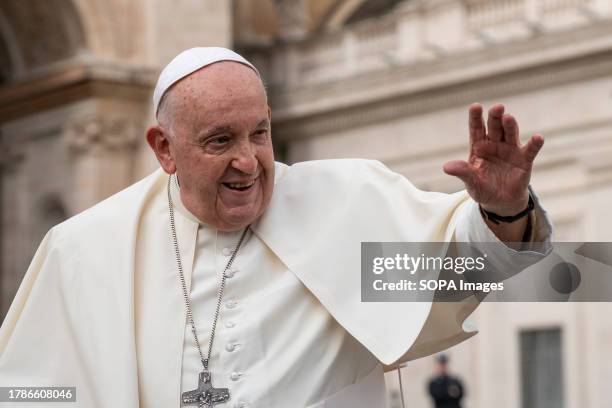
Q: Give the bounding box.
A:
[63,115,140,213]
[275,0,309,42]
[421,0,469,56]
[396,1,425,62]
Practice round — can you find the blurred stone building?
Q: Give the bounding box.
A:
[2,0,612,407]
[0,0,232,318]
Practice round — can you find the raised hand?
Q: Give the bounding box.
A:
[443,103,544,216]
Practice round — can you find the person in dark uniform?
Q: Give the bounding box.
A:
[427,353,465,408]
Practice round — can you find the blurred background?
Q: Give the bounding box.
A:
[1,0,612,406]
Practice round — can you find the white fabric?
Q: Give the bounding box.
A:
[0,159,553,407]
[256,160,552,365]
[176,207,382,407]
[305,365,387,408]
[153,47,260,116]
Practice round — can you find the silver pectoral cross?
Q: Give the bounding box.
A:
[182,370,230,407]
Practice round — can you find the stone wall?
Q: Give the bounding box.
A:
[0,0,232,321]
[250,1,612,406]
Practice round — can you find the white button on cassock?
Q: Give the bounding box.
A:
[229,372,244,381]
[224,269,237,278]
[225,342,240,352]
[225,300,238,309]
[235,402,250,408]
[222,247,233,256]
[225,321,236,328]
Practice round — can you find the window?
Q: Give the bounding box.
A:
[520,328,564,408]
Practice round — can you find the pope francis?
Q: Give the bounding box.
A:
[0,47,552,408]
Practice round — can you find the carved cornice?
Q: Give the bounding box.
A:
[270,22,612,140]
[63,116,140,154]
[273,50,612,140]
[0,61,155,123]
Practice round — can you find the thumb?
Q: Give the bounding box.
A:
[523,134,545,163]
[443,160,475,186]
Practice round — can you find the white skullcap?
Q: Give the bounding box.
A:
[152,47,260,117]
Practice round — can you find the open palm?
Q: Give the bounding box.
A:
[444,104,544,215]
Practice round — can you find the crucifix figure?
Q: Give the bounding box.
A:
[182,370,230,407]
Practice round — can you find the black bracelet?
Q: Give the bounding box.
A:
[479,194,535,225]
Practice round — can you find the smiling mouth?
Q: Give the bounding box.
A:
[222,179,256,191]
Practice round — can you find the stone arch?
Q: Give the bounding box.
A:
[0,0,87,81]
[0,0,148,85]
[71,0,147,63]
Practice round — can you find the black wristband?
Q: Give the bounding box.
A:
[479,194,535,225]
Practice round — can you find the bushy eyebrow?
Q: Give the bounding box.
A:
[199,119,270,138]
[200,125,233,138]
[254,119,270,129]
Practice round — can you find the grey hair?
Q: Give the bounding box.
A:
[156,88,176,135]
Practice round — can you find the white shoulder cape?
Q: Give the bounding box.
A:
[0,159,551,407]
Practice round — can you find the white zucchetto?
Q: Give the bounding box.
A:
[152,47,259,117]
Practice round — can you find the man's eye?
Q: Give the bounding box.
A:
[254,129,269,137]
[207,136,230,145]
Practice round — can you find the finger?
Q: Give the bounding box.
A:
[522,134,545,163]
[502,114,519,146]
[469,103,485,145]
[443,160,476,186]
[487,104,505,142]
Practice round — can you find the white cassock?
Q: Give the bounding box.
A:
[0,159,552,408]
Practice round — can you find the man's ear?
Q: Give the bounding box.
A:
[146,125,176,174]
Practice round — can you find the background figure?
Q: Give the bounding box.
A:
[428,354,464,408]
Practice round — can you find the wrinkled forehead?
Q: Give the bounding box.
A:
[162,63,269,134]
[174,61,263,95]
[164,62,267,116]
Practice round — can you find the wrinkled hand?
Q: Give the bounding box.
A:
[443,103,544,215]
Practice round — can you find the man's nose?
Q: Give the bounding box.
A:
[231,140,258,174]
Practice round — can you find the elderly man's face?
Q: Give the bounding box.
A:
[153,62,274,231]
